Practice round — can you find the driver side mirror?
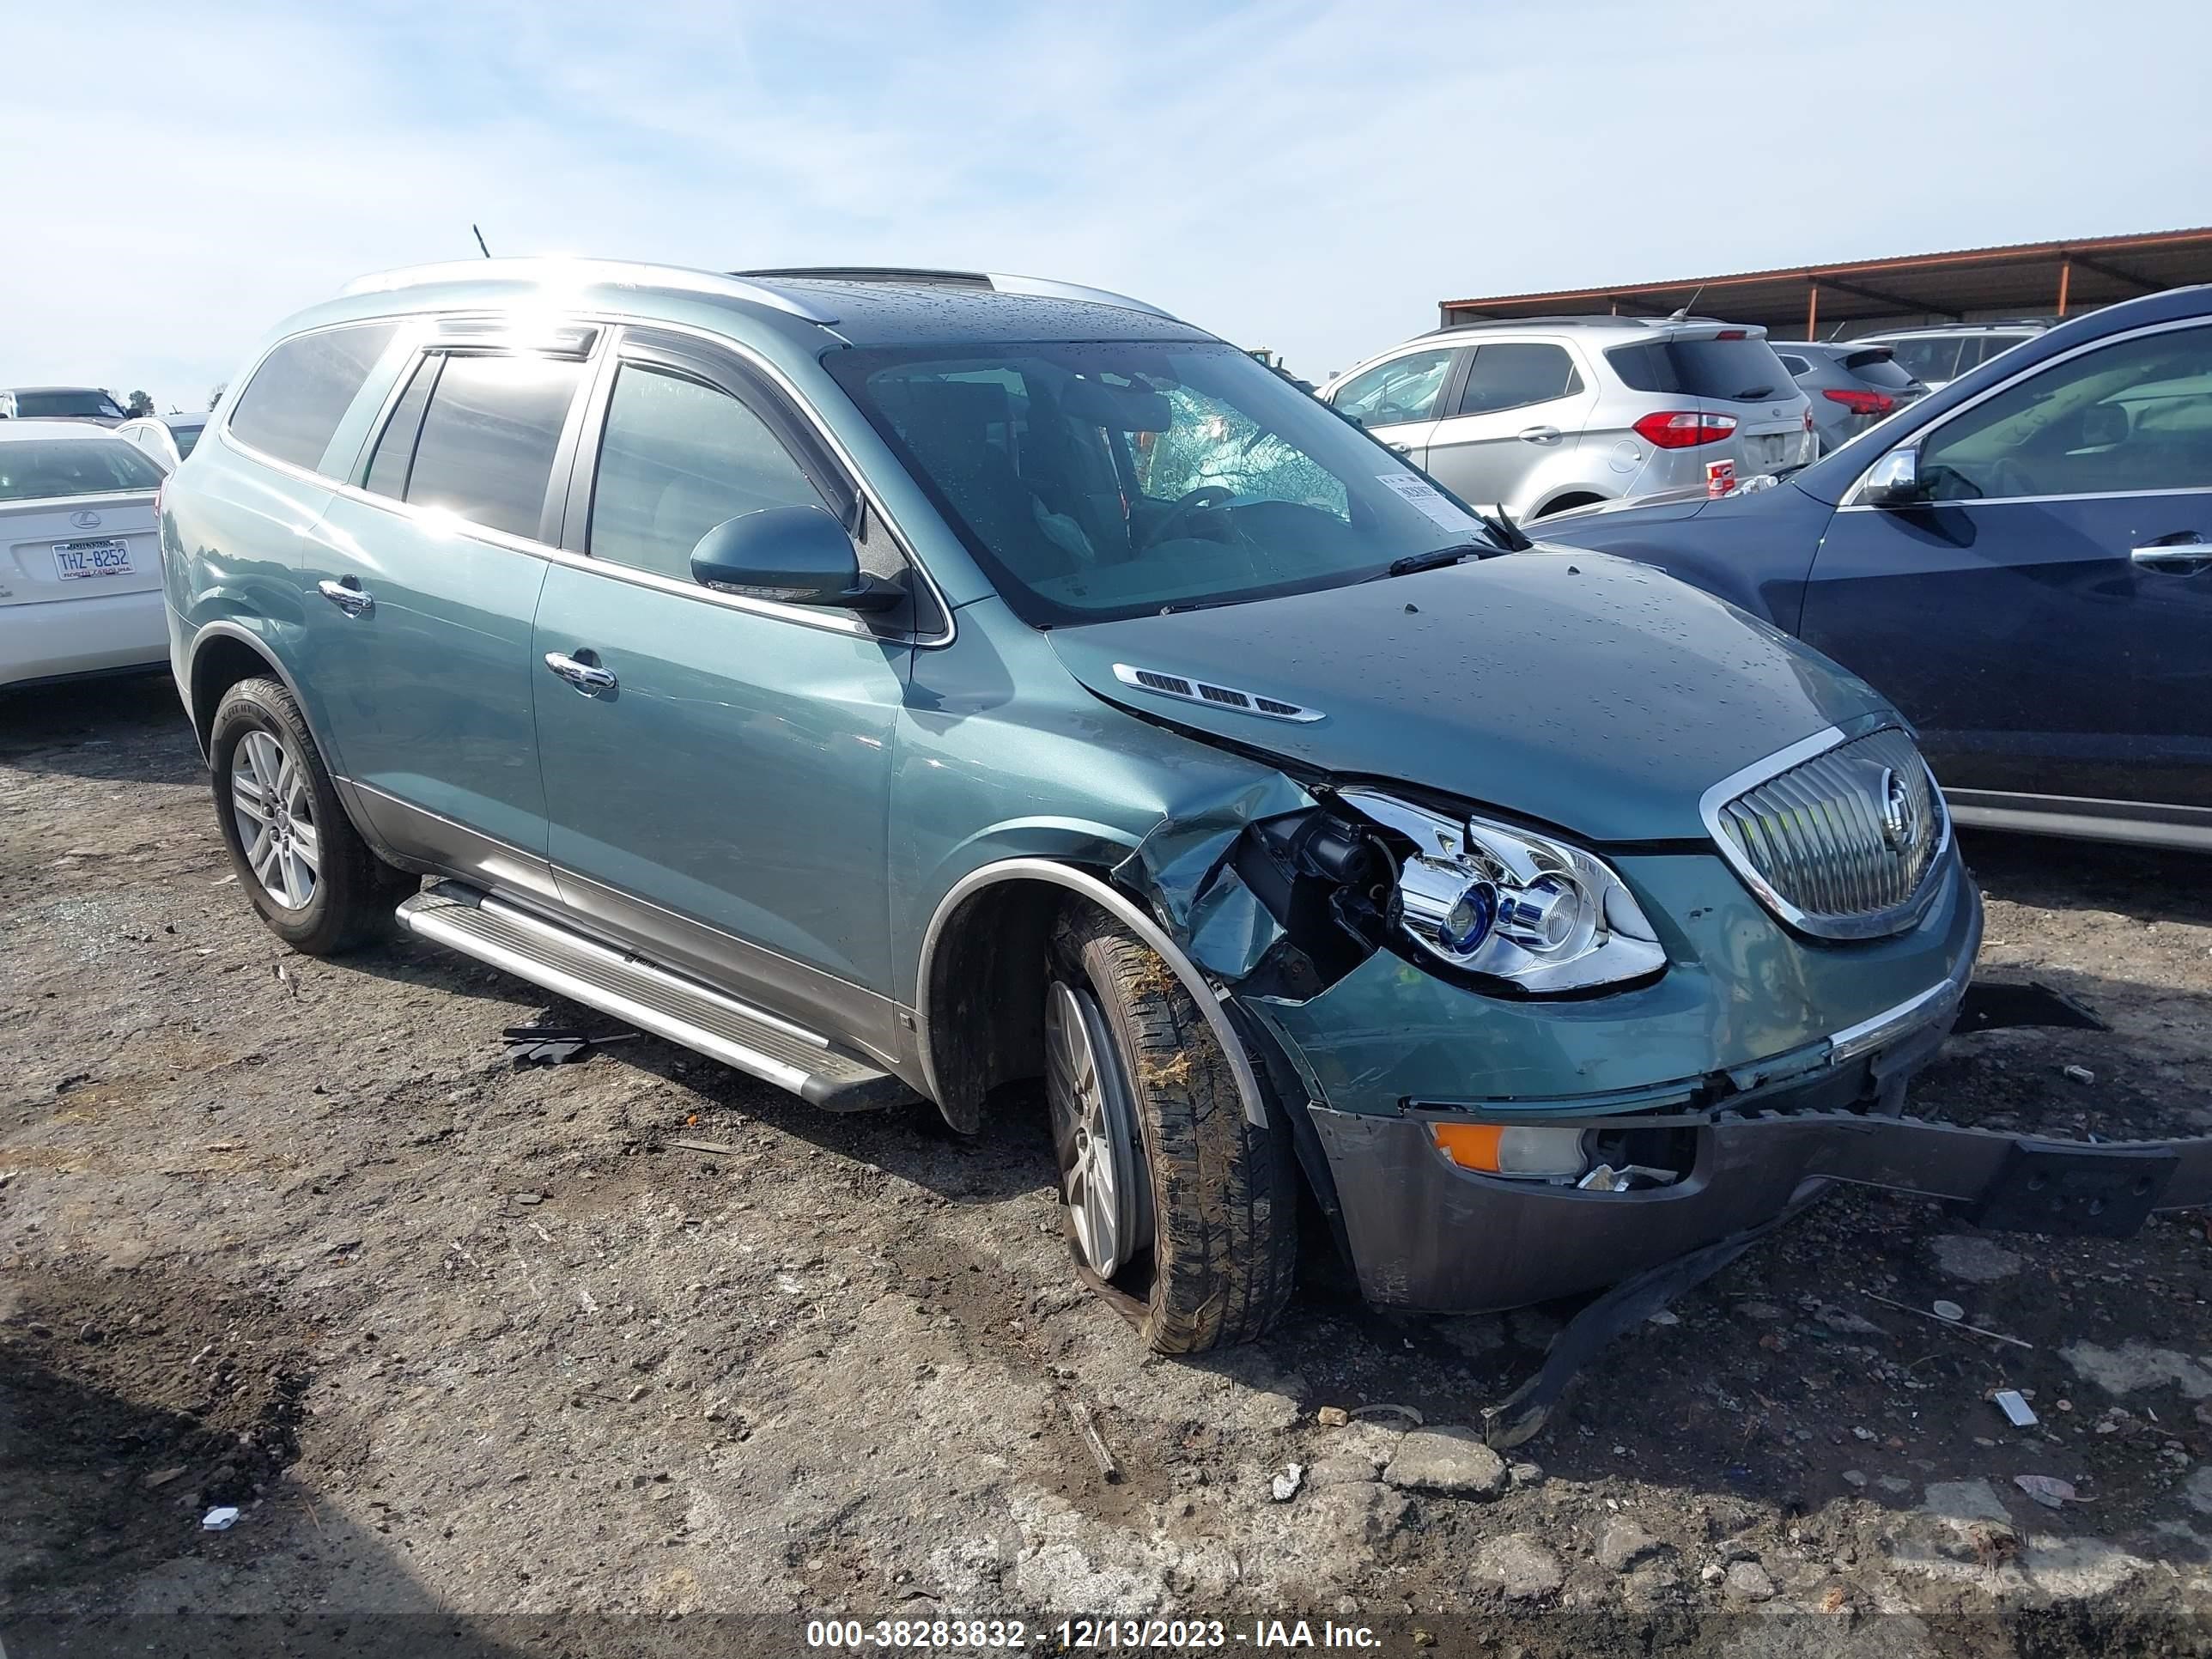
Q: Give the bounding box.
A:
[1863,445,1925,507]
[689,506,902,611]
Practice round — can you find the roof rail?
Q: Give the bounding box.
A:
[338,258,839,324]
[735,266,1179,322]
[738,266,992,288]
[1441,313,1656,331]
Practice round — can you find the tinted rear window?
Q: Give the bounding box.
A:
[399,353,582,540]
[0,437,165,501]
[11,390,125,419]
[225,322,398,473]
[1881,337,1964,384]
[1839,349,1919,389]
[1605,336,1793,401]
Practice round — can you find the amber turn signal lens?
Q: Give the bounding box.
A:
[1430,1121,1506,1172]
[1428,1121,1590,1178]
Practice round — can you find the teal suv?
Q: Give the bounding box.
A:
[165,260,2025,1351]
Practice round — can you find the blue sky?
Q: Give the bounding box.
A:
[6,0,2209,410]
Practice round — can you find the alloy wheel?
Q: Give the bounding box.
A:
[1045,978,1152,1278]
[231,729,319,910]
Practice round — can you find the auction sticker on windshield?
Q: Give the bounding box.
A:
[52,539,132,580]
[1374,473,1480,533]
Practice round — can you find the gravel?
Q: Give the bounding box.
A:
[5,676,2212,1656]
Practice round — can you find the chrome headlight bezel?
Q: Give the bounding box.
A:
[1337,787,1666,994]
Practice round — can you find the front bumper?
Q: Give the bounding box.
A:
[1304,946,1972,1310]
[1308,949,2212,1312]
[1252,844,2203,1311]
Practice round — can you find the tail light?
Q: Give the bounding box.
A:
[1632,410,1737,449]
[1823,387,1896,417]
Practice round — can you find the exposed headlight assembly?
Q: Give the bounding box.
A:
[1338,787,1665,994]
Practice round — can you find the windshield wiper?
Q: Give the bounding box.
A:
[1376,542,1486,580]
[1730,384,1776,401]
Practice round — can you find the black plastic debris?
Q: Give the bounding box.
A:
[1954,980,2107,1035]
[501,1025,638,1066]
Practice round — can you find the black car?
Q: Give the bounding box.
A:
[0,386,129,426]
[1545,285,2212,851]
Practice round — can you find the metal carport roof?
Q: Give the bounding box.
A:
[1438,228,2212,338]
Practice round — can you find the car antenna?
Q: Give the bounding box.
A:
[1666,283,1705,322]
[1826,319,1850,341]
[472,223,492,258]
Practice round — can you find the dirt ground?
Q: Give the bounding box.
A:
[5,676,2211,1657]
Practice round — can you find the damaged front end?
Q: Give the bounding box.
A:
[1112,775,2209,1316]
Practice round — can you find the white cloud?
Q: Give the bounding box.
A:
[3,0,2207,406]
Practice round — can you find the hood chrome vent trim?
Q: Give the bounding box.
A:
[1110,662,1325,724]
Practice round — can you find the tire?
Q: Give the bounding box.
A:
[1048,904,1298,1352]
[208,677,413,956]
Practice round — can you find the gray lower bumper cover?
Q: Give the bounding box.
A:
[1312,1102,2212,1313]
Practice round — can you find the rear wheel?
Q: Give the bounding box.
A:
[209,677,413,955]
[1047,905,1297,1352]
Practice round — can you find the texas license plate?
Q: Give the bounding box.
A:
[52,539,132,580]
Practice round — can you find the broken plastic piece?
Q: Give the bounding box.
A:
[1994,1389,2039,1428]
[2014,1474,2076,1510]
[501,1025,640,1066]
[201,1506,240,1531]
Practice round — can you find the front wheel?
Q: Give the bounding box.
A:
[209,677,413,955]
[1047,906,1297,1352]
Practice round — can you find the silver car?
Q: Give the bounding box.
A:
[1319,317,1814,520]
[1770,340,1928,455]
[1850,322,2048,392]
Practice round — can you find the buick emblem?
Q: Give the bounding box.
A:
[1878,768,1917,852]
[70,509,102,530]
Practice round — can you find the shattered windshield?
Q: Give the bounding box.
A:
[827,340,1495,624]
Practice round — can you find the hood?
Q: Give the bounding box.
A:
[1046,550,1889,842]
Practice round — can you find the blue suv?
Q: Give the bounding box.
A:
[159,260,2207,1353]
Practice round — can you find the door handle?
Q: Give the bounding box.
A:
[316,577,374,617]
[544,650,618,696]
[1517,425,1563,445]
[2131,537,2211,574]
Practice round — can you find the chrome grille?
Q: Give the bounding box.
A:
[1705,726,1948,939]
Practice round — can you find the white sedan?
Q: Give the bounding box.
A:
[0,420,169,690]
[115,413,210,471]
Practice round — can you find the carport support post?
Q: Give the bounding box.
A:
[1805,283,1819,338]
[2057,259,2072,318]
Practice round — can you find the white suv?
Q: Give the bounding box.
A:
[1321,317,1815,520]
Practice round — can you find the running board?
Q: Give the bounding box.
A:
[394,883,915,1112]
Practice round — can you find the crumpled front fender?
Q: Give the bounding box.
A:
[1109,774,1311,983]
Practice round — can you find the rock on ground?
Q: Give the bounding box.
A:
[2061,1340,2212,1399]
[1468,1534,1565,1601]
[1930,1234,2025,1283]
[1381,1427,1506,1498]
[1596,1518,1663,1573]
[1723,1560,1776,1603]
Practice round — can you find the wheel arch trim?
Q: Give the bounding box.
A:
[916,859,1270,1129]
[185,622,322,758]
